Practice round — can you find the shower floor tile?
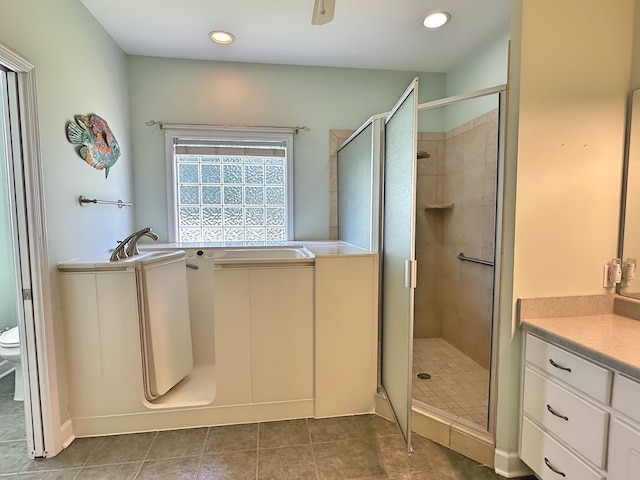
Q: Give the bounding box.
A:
[413,338,490,428]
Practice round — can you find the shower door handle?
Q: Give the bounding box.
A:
[404,260,417,288]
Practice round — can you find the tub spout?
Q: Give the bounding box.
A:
[124,228,159,257]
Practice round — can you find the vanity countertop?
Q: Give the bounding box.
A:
[519,294,640,379]
[522,311,640,380]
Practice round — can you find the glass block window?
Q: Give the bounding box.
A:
[166,130,293,243]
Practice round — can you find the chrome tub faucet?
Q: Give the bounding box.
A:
[110,227,160,261]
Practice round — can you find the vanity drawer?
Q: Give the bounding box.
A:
[520,417,603,480]
[612,373,640,424]
[525,333,611,403]
[522,367,608,467]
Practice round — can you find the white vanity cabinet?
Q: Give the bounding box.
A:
[520,332,611,479]
[609,418,640,480]
[521,331,640,480]
[609,374,640,480]
[212,265,314,405]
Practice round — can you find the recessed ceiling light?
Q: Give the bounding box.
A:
[209,31,235,45]
[423,12,451,29]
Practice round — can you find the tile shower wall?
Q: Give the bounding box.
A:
[415,109,498,369]
[415,132,446,338]
[330,129,355,240]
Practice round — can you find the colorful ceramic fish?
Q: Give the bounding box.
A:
[66,113,121,179]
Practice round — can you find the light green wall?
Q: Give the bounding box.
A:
[0,0,134,260]
[127,56,445,240]
[0,0,134,426]
[446,26,510,96]
[417,26,509,134]
[418,106,446,132]
[444,27,510,131]
[0,90,18,332]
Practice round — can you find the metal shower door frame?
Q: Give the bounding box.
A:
[379,77,419,452]
[415,84,507,436]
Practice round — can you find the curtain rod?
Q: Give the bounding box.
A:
[145,120,310,134]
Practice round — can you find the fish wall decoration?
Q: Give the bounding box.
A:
[66,113,121,179]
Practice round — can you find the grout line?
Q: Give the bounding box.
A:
[80,435,104,469]
[133,430,158,479]
[255,423,260,480]
[194,426,211,479]
[142,431,159,461]
[306,418,320,480]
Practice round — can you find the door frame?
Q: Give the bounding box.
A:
[0,42,63,457]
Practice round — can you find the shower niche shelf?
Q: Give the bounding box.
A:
[423,203,454,211]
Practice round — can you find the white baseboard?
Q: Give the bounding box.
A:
[59,419,75,450]
[494,449,533,478]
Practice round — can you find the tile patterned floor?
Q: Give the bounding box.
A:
[0,371,533,479]
[413,338,490,428]
[0,414,519,479]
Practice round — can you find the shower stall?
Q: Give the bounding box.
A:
[412,90,502,434]
[337,82,506,452]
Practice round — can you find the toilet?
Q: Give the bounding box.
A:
[0,327,23,401]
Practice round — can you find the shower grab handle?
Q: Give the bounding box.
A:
[457,252,494,267]
[549,358,572,372]
[546,404,569,421]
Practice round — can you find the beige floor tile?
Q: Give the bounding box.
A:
[205,423,258,453]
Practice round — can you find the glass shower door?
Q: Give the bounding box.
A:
[380,78,418,450]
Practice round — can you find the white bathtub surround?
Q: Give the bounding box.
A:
[58,241,378,436]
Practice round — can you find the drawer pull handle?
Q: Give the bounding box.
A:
[546,404,569,421]
[544,457,566,477]
[549,358,572,372]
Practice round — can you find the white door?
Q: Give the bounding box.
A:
[0,68,45,457]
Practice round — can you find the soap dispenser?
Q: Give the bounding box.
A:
[622,258,637,286]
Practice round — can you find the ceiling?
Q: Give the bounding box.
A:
[79,0,511,73]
